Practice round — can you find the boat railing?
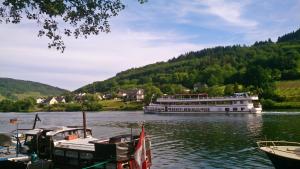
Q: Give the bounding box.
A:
[257,141,300,154]
[82,159,113,169]
[257,140,300,147]
[158,95,258,101]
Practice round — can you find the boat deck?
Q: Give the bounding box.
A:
[0,146,30,162]
[55,137,103,152]
[260,146,300,160]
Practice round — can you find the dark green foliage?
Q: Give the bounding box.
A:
[0,78,68,100]
[143,84,163,104]
[278,28,300,43]
[0,99,15,112]
[261,99,275,109]
[0,97,35,112]
[65,103,82,111]
[0,78,67,100]
[76,29,300,100]
[224,84,234,96]
[0,0,145,52]
[82,102,103,111]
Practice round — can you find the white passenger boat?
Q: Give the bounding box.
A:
[144,93,262,114]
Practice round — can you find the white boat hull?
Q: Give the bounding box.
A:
[144,106,262,114]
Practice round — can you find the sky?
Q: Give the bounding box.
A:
[0,0,299,91]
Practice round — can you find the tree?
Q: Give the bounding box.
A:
[143,84,162,104]
[224,84,234,96]
[0,0,146,52]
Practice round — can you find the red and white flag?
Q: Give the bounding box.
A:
[134,126,147,169]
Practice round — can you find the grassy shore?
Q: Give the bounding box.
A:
[99,100,143,111]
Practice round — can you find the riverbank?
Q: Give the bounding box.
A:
[1,99,300,112]
[0,100,144,112]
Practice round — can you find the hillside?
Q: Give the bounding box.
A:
[275,80,300,101]
[76,28,300,103]
[0,78,68,100]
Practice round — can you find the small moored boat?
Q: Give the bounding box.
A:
[1,113,152,169]
[257,141,300,169]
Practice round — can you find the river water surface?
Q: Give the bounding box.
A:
[1,111,300,169]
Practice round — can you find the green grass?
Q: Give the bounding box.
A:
[14,92,46,100]
[275,80,300,101]
[99,100,143,111]
[264,101,300,110]
[0,94,5,101]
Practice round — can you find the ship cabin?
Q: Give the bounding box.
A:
[146,92,262,113]
[21,126,152,169]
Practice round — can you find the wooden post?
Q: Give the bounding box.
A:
[32,114,41,129]
[83,111,87,138]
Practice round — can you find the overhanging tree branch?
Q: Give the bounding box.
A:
[0,0,147,52]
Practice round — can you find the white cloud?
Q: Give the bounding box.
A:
[0,24,210,90]
[172,0,258,28]
[201,0,257,28]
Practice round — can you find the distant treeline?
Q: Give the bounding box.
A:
[0,78,68,100]
[0,96,102,112]
[76,28,300,103]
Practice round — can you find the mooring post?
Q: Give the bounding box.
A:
[83,111,87,138]
[16,122,19,157]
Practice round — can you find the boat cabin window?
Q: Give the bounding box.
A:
[54,149,64,156]
[80,152,93,160]
[53,133,65,141]
[25,135,34,143]
[66,150,78,158]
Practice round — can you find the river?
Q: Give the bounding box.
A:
[1,111,300,169]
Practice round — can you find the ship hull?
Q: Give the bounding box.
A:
[264,150,300,169]
[144,106,262,114]
[0,160,27,169]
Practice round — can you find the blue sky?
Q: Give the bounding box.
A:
[0,0,299,90]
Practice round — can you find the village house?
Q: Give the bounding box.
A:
[124,89,144,102]
[56,96,66,103]
[74,93,86,102]
[42,97,58,105]
[41,96,66,105]
[117,90,127,98]
[36,97,45,104]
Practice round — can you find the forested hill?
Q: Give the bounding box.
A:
[278,28,300,43]
[0,78,68,100]
[76,28,300,100]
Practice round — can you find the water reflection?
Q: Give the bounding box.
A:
[1,112,300,168]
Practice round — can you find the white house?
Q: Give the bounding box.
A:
[43,97,58,105]
[125,89,144,102]
[36,98,45,104]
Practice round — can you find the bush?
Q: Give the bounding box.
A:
[65,103,82,111]
[82,102,103,111]
[261,99,275,109]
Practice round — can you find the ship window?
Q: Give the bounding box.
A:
[233,108,238,111]
[66,151,78,158]
[53,133,65,141]
[80,152,93,160]
[54,149,64,156]
[240,101,244,104]
[241,107,245,111]
[24,135,34,144]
